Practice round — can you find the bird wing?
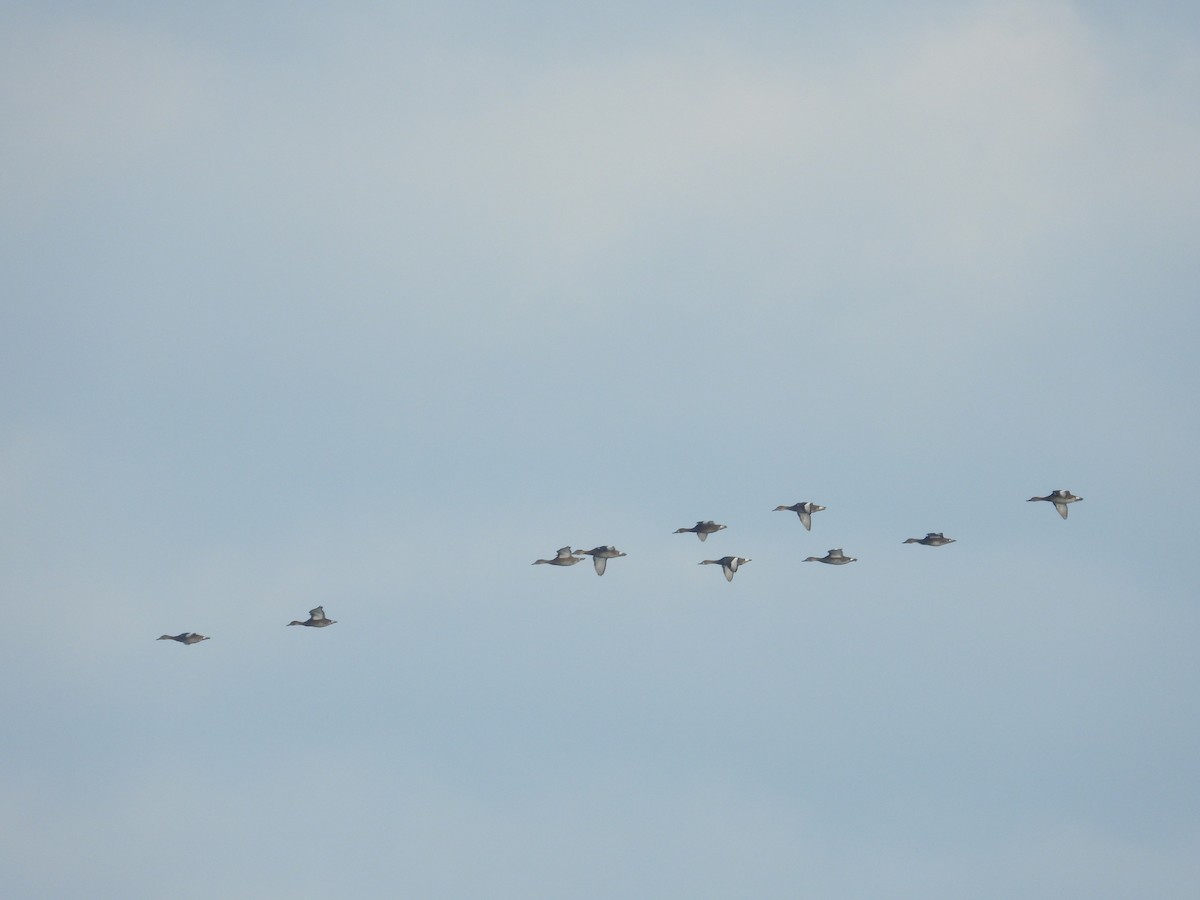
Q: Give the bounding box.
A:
[593,556,607,576]
[1054,502,1069,519]
[798,511,812,530]
[309,606,327,620]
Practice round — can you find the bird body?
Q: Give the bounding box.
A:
[288,606,336,627]
[773,502,826,531]
[699,556,752,581]
[575,545,627,576]
[674,521,727,541]
[804,549,857,565]
[533,546,586,566]
[157,633,209,644]
[1028,490,1083,519]
[904,532,956,546]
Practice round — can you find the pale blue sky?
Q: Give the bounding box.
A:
[3,2,1199,897]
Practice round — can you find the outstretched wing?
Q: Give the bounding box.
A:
[1054,502,1069,519]
[593,556,607,576]
[798,511,812,530]
[309,606,327,621]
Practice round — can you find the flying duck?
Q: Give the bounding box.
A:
[804,549,857,565]
[903,532,956,546]
[288,606,336,627]
[673,521,727,541]
[1028,490,1083,519]
[157,633,210,644]
[773,502,826,531]
[532,546,586,566]
[699,556,752,581]
[575,546,627,576]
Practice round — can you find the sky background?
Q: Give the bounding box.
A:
[3,1,1199,897]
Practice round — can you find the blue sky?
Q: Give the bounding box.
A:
[3,2,1199,897]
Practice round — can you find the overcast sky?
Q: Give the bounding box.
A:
[3,2,1199,897]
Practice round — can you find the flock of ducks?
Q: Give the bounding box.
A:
[160,490,1083,644]
[532,545,629,575]
[529,489,1083,584]
[157,605,336,646]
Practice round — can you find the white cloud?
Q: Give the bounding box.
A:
[8,4,1197,320]
[0,20,223,226]
[387,4,1107,286]
[222,0,1195,333]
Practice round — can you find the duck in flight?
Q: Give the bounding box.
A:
[673,521,727,541]
[575,546,627,576]
[699,556,752,581]
[804,549,857,565]
[773,502,826,531]
[532,546,586,566]
[1028,490,1083,519]
[288,606,337,627]
[903,532,956,546]
[157,632,209,644]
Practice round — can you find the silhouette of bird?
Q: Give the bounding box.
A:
[699,556,752,581]
[532,546,586,566]
[903,532,956,546]
[673,521,727,541]
[1028,490,1083,519]
[288,606,336,627]
[575,546,627,576]
[773,501,826,531]
[804,549,857,565]
[157,633,209,644]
